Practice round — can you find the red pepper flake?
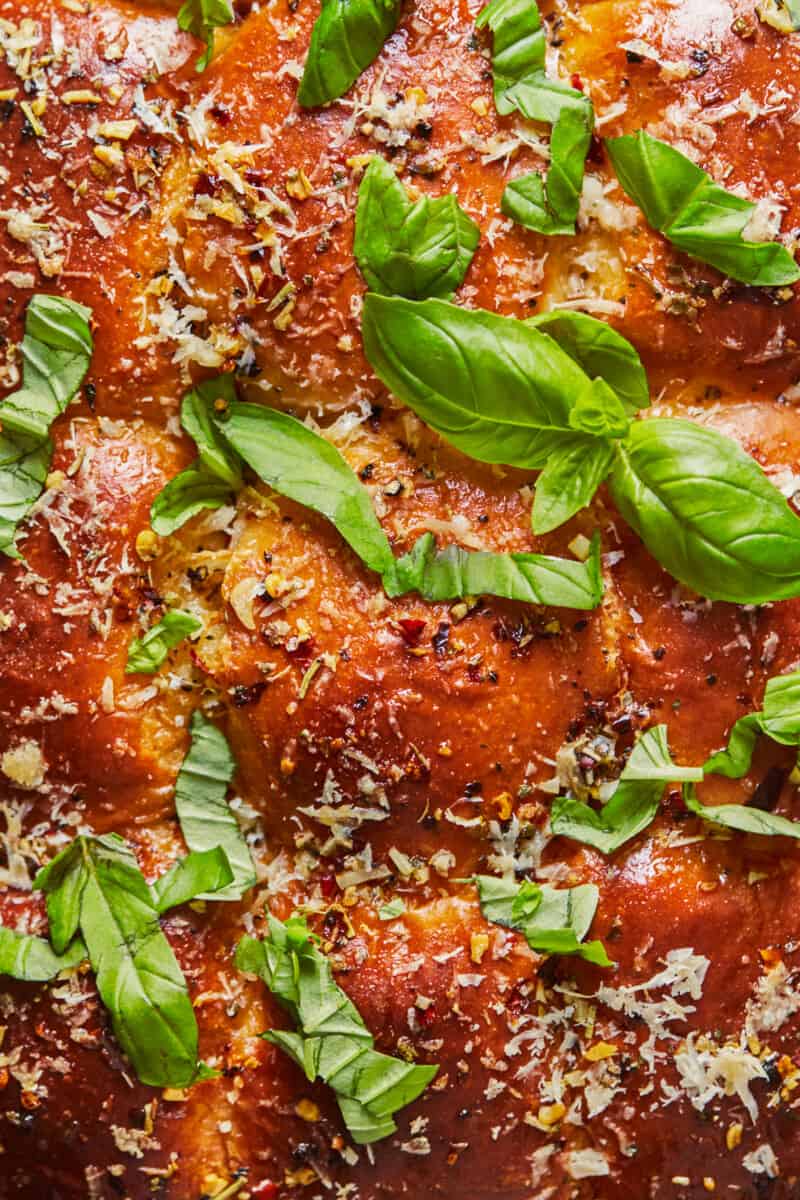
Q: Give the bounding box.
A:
[251,1183,278,1200]
[194,171,221,196]
[570,73,584,91]
[319,872,338,900]
[211,104,232,125]
[398,617,426,646]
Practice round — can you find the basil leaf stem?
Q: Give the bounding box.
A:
[236,914,438,1143]
[298,0,402,108]
[177,0,234,71]
[173,711,256,901]
[606,131,800,287]
[126,609,203,675]
[609,418,800,604]
[0,295,93,558]
[476,0,593,235]
[550,725,702,854]
[354,157,479,299]
[473,875,612,965]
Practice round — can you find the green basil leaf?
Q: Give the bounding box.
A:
[361,295,597,468]
[217,401,397,577]
[704,669,800,777]
[476,0,593,234]
[568,378,631,440]
[0,927,86,982]
[35,834,204,1087]
[525,310,649,415]
[387,530,603,610]
[704,713,764,778]
[473,875,611,965]
[150,464,236,536]
[150,376,242,536]
[684,784,800,839]
[177,0,234,70]
[762,670,800,743]
[236,914,437,1143]
[606,131,800,287]
[173,710,255,901]
[298,0,402,108]
[354,157,479,299]
[215,396,602,609]
[126,609,203,675]
[609,418,800,603]
[531,437,614,535]
[0,295,93,558]
[151,847,235,914]
[551,725,702,854]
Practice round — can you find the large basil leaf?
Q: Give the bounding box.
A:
[126,609,203,675]
[550,725,702,854]
[177,0,234,70]
[354,157,479,299]
[361,295,597,467]
[236,914,437,1143]
[173,711,255,901]
[298,0,402,107]
[476,0,593,235]
[0,295,93,558]
[35,834,206,1087]
[606,131,800,287]
[609,418,800,603]
[150,376,242,536]
[0,927,86,982]
[684,784,800,839]
[473,875,611,965]
[532,437,614,535]
[217,401,397,577]
[388,530,603,609]
[526,310,649,415]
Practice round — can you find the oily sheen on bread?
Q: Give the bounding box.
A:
[3,1,800,1198]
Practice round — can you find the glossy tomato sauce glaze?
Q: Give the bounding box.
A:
[2,0,800,1197]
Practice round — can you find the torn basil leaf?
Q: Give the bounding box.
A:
[606,131,800,287]
[354,157,479,299]
[236,914,438,1143]
[298,0,402,107]
[0,294,93,558]
[610,418,800,604]
[151,846,234,914]
[550,725,702,854]
[150,376,242,536]
[173,711,256,901]
[126,609,203,675]
[0,926,86,982]
[219,400,604,609]
[387,530,603,610]
[705,669,800,777]
[473,875,611,965]
[34,834,210,1087]
[476,0,593,235]
[177,0,234,71]
[684,784,800,839]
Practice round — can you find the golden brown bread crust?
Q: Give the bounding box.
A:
[4,1,800,1197]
